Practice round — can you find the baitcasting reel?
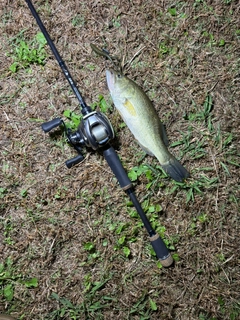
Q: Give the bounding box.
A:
[41,110,115,168]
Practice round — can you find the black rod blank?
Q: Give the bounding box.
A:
[25,0,90,114]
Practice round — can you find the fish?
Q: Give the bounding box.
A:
[106,69,190,182]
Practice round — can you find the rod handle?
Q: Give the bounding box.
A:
[103,146,132,190]
[150,234,173,267]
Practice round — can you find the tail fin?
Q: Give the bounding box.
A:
[161,156,190,182]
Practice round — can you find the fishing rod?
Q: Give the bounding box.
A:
[25,0,173,267]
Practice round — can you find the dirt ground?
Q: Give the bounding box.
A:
[1,0,240,319]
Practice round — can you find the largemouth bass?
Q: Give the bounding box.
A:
[106,69,189,182]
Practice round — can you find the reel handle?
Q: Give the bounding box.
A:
[41,118,63,133]
[65,154,84,168]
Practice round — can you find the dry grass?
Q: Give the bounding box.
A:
[1,0,240,319]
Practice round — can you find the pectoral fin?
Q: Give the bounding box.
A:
[123,99,137,116]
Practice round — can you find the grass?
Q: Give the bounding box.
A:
[0,257,38,303]
[46,274,114,319]
[1,0,240,319]
[8,32,47,73]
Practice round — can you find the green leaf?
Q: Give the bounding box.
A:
[84,242,95,251]
[149,298,158,311]
[156,260,163,269]
[98,95,109,113]
[223,133,233,147]
[128,170,138,181]
[0,263,4,273]
[145,170,153,181]
[148,205,156,213]
[63,109,71,118]
[4,283,14,301]
[155,204,162,212]
[51,292,60,301]
[123,246,131,258]
[0,188,7,199]
[24,277,38,288]
[118,235,126,245]
[172,253,180,261]
[35,32,47,45]
[102,239,108,247]
[220,162,230,176]
[63,110,81,130]
[168,7,177,16]
[9,62,18,73]
[20,189,28,197]
[218,39,225,46]
[218,296,225,306]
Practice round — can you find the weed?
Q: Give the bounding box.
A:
[188,212,210,236]
[123,246,131,258]
[20,188,28,198]
[168,7,177,17]
[83,241,101,261]
[198,312,217,320]
[158,41,171,57]
[171,129,208,160]
[71,14,85,27]
[229,302,240,320]
[197,212,209,223]
[3,219,15,245]
[170,175,218,203]
[113,225,136,259]
[1,8,13,24]
[128,164,152,182]
[86,63,96,71]
[215,297,240,320]
[0,187,7,199]
[0,257,38,302]
[184,95,214,128]
[129,291,158,319]
[48,274,114,319]
[91,94,112,113]
[111,16,121,28]
[9,32,47,72]
[128,163,167,189]
[54,186,68,200]
[149,297,158,311]
[63,109,82,131]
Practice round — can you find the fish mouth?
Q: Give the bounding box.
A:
[106,69,115,92]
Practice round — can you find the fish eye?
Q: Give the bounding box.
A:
[117,73,122,78]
